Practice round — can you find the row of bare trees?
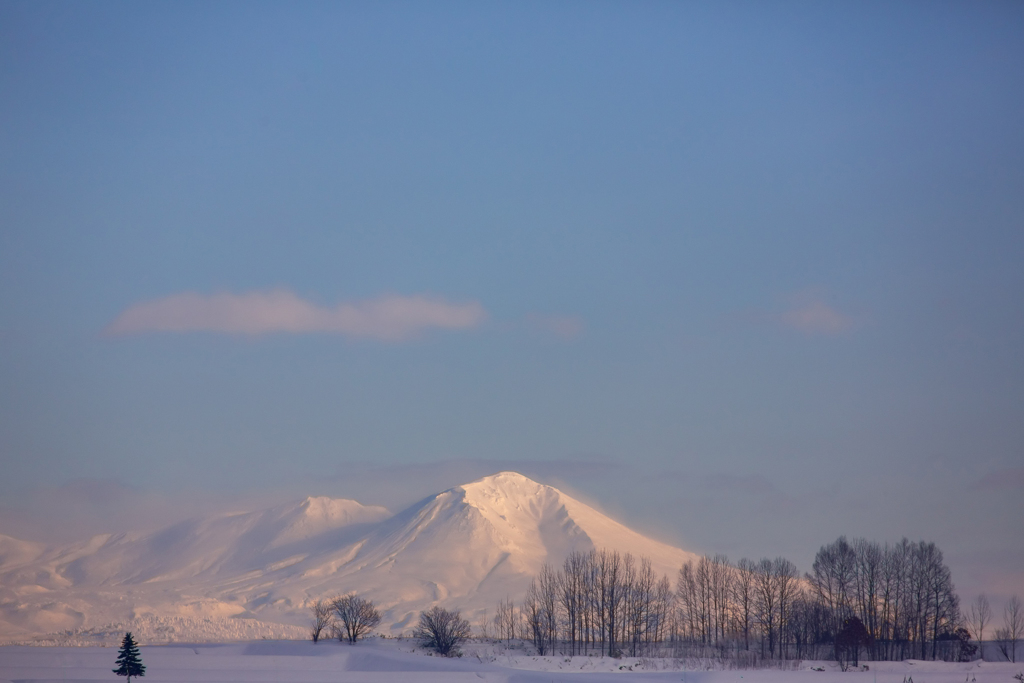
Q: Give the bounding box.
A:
[675,554,800,659]
[806,537,969,661]
[309,593,382,643]
[676,537,972,662]
[506,549,673,657]
[495,537,1016,663]
[971,593,1024,663]
[308,540,1019,664]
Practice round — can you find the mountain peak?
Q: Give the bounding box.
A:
[266,496,390,548]
[475,470,536,482]
[461,470,559,494]
[458,471,561,516]
[287,495,390,528]
[298,495,374,514]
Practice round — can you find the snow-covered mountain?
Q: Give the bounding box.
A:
[0,472,698,643]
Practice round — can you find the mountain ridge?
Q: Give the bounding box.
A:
[0,472,699,642]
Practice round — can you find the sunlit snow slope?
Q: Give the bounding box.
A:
[0,472,698,643]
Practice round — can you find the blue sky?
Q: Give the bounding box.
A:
[1,2,1022,601]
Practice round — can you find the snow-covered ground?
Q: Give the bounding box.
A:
[1,638,1021,683]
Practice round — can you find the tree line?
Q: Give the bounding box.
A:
[307,535,1023,664]
[513,549,672,657]
[491,536,1021,664]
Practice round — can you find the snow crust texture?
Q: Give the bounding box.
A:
[0,472,697,643]
[1,638,1020,683]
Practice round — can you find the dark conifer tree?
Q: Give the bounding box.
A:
[113,632,145,682]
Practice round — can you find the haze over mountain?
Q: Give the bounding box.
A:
[0,472,699,643]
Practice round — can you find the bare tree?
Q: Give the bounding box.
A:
[853,538,882,658]
[755,557,778,658]
[494,596,517,643]
[997,595,1023,663]
[618,553,636,655]
[523,578,547,654]
[624,556,654,656]
[809,536,857,655]
[878,540,910,661]
[309,598,334,643]
[695,556,713,645]
[969,594,991,661]
[581,551,599,654]
[650,573,673,647]
[479,608,490,639]
[917,542,958,661]
[734,558,756,652]
[597,549,623,656]
[539,563,561,653]
[774,557,799,659]
[676,560,697,643]
[416,606,471,657]
[561,551,586,655]
[332,593,382,643]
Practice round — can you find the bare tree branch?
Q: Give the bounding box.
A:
[331,593,382,643]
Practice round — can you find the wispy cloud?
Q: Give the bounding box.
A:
[746,289,859,336]
[525,313,585,340]
[705,473,779,496]
[973,467,1024,492]
[0,478,302,543]
[105,290,486,341]
[779,299,855,335]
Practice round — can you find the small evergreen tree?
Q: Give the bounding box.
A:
[835,617,872,671]
[113,632,145,682]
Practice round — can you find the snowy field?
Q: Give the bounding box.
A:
[2,638,1022,683]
